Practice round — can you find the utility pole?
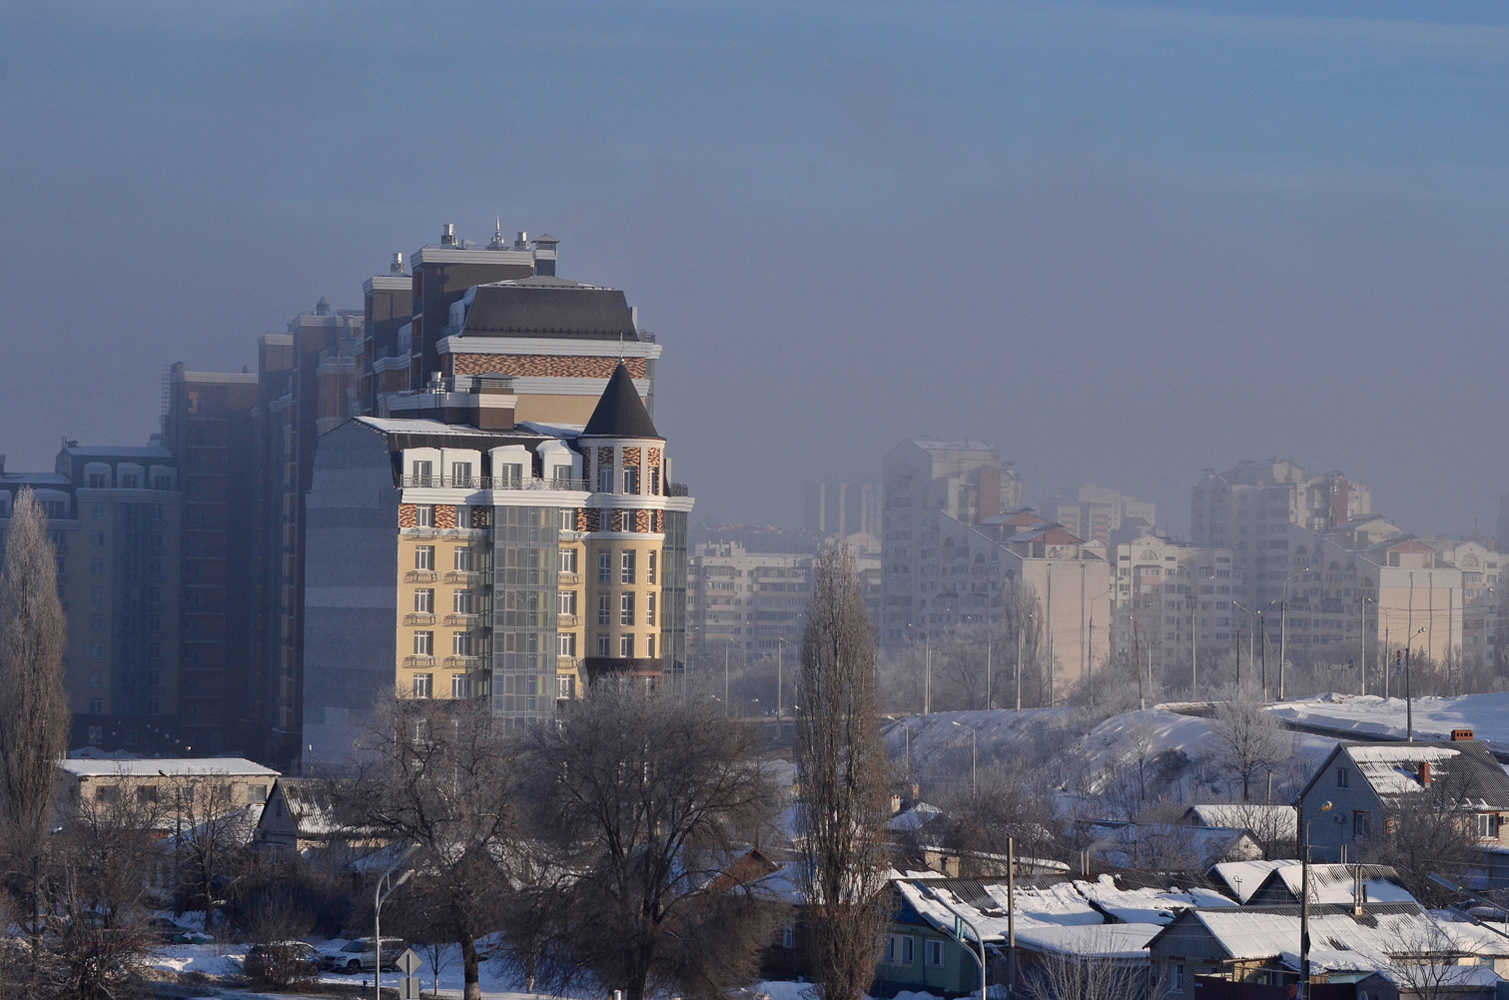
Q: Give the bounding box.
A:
[1133,614,1145,711]
[985,641,992,710]
[1015,618,1025,711]
[1279,598,1288,701]
[1007,836,1017,999]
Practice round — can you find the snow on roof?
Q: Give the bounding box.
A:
[1173,903,1509,972]
[1376,965,1503,989]
[354,415,530,439]
[1209,861,1286,903]
[897,874,1223,961]
[1186,804,1297,840]
[60,758,280,778]
[1260,862,1413,905]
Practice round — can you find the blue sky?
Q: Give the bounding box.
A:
[2,1,1507,534]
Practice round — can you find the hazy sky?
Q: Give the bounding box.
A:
[3,1,1507,536]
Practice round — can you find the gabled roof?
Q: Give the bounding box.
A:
[1185,804,1297,840]
[1308,741,1509,810]
[581,362,661,439]
[459,279,636,339]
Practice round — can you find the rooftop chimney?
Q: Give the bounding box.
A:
[1419,760,1432,786]
[390,252,406,275]
[514,230,529,250]
[441,224,458,247]
[1452,729,1475,742]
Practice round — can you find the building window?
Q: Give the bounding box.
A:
[87,473,107,488]
[1476,813,1500,840]
[496,463,522,489]
[412,460,433,485]
[412,673,433,699]
[596,633,610,657]
[453,632,473,656]
[415,546,435,571]
[454,589,473,614]
[451,461,473,486]
[597,463,614,493]
[647,634,656,659]
[646,591,656,625]
[88,671,102,689]
[620,592,635,626]
[415,505,435,527]
[598,550,612,585]
[91,530,105,548]
[558,506,575,529]
[1171,963,1185,994]
[454,547,473,571]
[925,939,944,968]
[1354,810,1371,839]
[597,594,611,626]
[91,558,104,575]
[414,589,434,613]
[1336,767,1350,788]
[558,632,577,657]
[452,673,471,699]
[413,631,433,656]
[89,644,104,660]
[648,550,657,585]
[559,547,578,574]
[620,633,634,657]
[783,923,796,950]
[622,550,636,584]
[623,467,640,495]
[88,698,103,715]
[557,675,576,699]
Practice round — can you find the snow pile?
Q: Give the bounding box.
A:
[1268,693,1509,752]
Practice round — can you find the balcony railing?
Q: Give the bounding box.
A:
[444,613,479,626]
[444,571,480,584]
[399,475,589,492]
[558,614,581,628]
[403,655,436,668]
[404,571,438,583]
[444,656,481,669]
[559,572,581,586]
[404,613,436,626]
[668,482,690,497]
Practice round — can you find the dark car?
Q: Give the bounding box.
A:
[244,941,320,982]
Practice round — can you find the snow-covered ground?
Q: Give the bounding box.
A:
[146,941,939,1000]
[1267,692,1509,753]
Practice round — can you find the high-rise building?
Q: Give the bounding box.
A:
[161,365,259,753]
[251,300,364,771]
[53,444,183,752]
[302,363,692,765]
[1106,530,1234,689]
[1040,484,1156,545]
[1190,460,1371,608]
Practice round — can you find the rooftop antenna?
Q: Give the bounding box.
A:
[489,218,506,250]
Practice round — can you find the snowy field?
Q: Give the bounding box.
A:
[1267,692,1509,752]
[147,941,941,1000]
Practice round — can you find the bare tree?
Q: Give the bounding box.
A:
[1356,762,1482,900]
[0,488,71,964]
[1383,919,1482,1000]
[1206,697,1296,802]
[520,684,776,1000]
[345,696,515,1000]
[162,775,258,932]
[797,547,892,1000]
[1022,943,1165,1000]
[38,779,163,1000]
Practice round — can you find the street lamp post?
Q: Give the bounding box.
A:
[1404,625,1426,741]
[776,637,791,739]
[907,623,931,715]
[1300,801,1334,1000]
[951,719,978,795]
[374,844,419,997]
[1233,602,1259,695]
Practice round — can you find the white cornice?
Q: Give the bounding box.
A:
[412,247,535,267]
[365,275,412,294]
[511,377,650,397]
[438,336,661,360]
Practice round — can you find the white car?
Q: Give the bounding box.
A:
[318,937,407,973]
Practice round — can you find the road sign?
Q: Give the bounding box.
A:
[395,948,422,975]
[400,976,421,1000]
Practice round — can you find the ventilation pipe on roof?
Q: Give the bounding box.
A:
[514,230,529,250]
[390,252,406,275]
[441,224,458,247]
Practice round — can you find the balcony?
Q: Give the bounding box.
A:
[404,571,438,583]
[403,655,436,669]
[444,656,481,669]
[558,614,581,628]
[399,475,590,492]
[445,571,480,585]
[559,572,581,586]
[404,613,436,626]
[668,482,690,497]
[444,613,479,627]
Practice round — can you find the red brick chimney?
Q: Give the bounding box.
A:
[1419,761,1432,786]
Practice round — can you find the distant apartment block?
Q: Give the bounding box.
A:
[1040,484,1156,545]
[1107,530,1235,685]
[1190,460,1371,607]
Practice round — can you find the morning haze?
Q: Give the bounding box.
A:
[2,1,1507,533]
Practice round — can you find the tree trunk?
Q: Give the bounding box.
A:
[461,937,481,1000]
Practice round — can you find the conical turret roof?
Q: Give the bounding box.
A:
[582,362,661,439]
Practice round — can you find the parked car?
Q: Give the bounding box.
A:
[319,937,407,973]
[245,941,320,981]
